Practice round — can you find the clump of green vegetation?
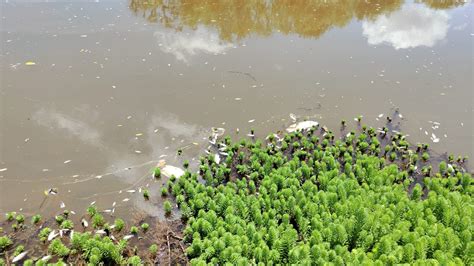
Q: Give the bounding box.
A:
[161,187,168,197]
[422,152,430,161]
[170,125,472,265]
[127,256,142,265]
[0,236,13,251]
[114,218,125,232]
[87,205,98,217]
[130,226,139,235]
[60,219,74,230]
[31,214,41,225]
[141,223,149,232]
[154,167,161,178]
[5,212,16,222]
[92,214,105,229]
[38,227,52,242]
[163,201,172,215]
[143,189,150,200]
[13,244,25,257]
[55,214,65,225]
[15,214,25,224]
[71,232,127,264]
[48,239,70,257]
[149,244,158,256]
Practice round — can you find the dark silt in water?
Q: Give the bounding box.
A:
[0,0,472,219]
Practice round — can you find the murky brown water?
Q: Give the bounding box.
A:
[1,0,473,220]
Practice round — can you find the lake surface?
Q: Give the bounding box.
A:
[1,0,473,219]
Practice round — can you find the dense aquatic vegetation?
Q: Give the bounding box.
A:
[170,124,473,265]
[0,122,472,265]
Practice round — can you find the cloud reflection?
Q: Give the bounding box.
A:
[362,3,450,49]
[154,27,233,63]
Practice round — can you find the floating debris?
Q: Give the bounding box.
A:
[286,121,319,133]
[0,168,7,172]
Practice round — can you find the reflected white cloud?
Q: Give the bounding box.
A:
[154,26,233,63]
[33,108,103,147]
[362,4,449,49]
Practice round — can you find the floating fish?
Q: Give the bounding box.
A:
[289,113,297,122]
[248,119,255,123]
[214,154,220,164]
[122,198,130,202]
[12,251,28,263]
[123,235,134,240]
[95,230,106,235]
[64,160,71,164]
[48,230,59,241]
[286,121,319,133]
[0,168,7,172]
[60,202,66,209]
[126,189,136,193]
[161,165,185,178]
[41,255,52,262]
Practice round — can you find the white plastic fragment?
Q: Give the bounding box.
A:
[286,121,319,133]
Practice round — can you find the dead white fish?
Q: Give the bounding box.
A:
[289,113,297,122]
[135,150,142,154]
[214,154,220,164]
[123,235,134,240]
[109,224,116,229]
[44,188,58,195]
[248,119,255,123]
[286,121,319,133]
[70,230,74,240]
[235,97,242,101]
[431,133,440,143]
[90,201,96,205]
[81,219,89,228]
[103,209,112,213]
[139,188,142,193]
[64,160,71,164]
[247,133,255,137]
[122,198,130,202]
[126,189,136,193]
[110,235,117,241]
[48,230,59,241]
[95,175,103,179]
[162,165,185,178]
[219,152,229,156]
[60,201,66,209]
[112,201,116,207]
[41,255,52,262]
[12,251,28,263]
[378,113,384,118]
[95,230,106,235]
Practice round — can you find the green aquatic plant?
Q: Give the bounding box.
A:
[31,214,41,225]
[87,205,98,217]
[0,236,13,251]
[141,223,149,232]
[114,218,125,232]
[161,187,168,197]
[163,201,172,215]
[143,189,150,200]
[92,214,105,229]
[71,232,127,264]
[55,215,65,225]
[13,244,25,257]
[130,226,139,235]
[5,212,16,222]
[48,239,70,257]
[127,256,142,265]
[422,152,430,161]
[172,125,472,265]
[38,227,52,242]
[149,244,158,256]
[183,160,190,169]
[154,167,161,178]
[60,220,74,230]
[15,214,25,224]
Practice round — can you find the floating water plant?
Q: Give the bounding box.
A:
[154,167,161,178]
[163,201,172,215]
[31,214,41,225]
[48,239,70,257]
[0,236,13,251]
[141,223,149,232]
[143,189,150,200]
[60,219,74,230]
[161,187,168,197]
[130,226,139,235]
